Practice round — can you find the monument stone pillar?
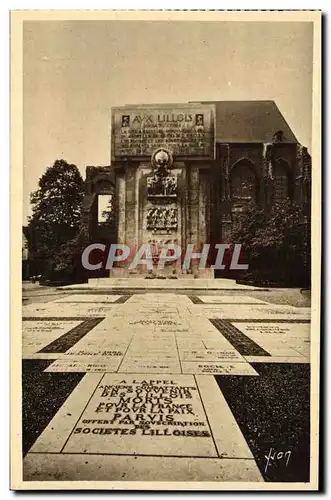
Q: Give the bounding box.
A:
[111,104,215,277]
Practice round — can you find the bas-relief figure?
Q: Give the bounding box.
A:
[146,207,178,231]
[147,174,177,197]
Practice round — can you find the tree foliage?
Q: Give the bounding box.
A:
[27,159,85,264]
[101,196,114,226]
[52,227,91,282]
[229,200,311,286]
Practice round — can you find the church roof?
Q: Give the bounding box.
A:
[198,100,297,143]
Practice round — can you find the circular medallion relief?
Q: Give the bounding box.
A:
[151,148,173,170]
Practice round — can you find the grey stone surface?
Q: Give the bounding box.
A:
[54,294,123,303]
[22,290,311,483]
[198,295,268,304]
[23,453,263,482]
[63,374,218,457]
[181,362,259,375]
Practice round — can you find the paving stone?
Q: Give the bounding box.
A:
[197,295,268,304]
[23,302,118,317]
[181,361,259,375]
[233,321,310,335]
[232,322,310,360]
[23,453,263,482]
[45,358,123,373]
[119,359,182,374]
[61,374,218,457]
[23,353,62,360]
[194,305,311,321]
[196,375,254,458]
[179,349,245,362]
[54,294,123,303]
[61,349,125,358]
[245,356,309,364]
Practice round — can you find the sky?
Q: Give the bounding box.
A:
[23,20,314,222]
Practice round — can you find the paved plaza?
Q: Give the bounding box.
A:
[22,289,311,484]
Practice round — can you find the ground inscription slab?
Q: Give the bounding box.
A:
[54,294,123,303]
[232,321,310,361]
[197,295,268,304]
[23,320,81,356]
[62,374,218,457]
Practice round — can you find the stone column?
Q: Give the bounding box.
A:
[188,164,200,248]
[81,166,96,240]
[198,170,210,247]
[179,163,188,255]
[107,168,127,277]
[124,163,138,263]
[187,164,201,275]
[219,144,231,242]
[80,194,96,240]
[115,170,126,246]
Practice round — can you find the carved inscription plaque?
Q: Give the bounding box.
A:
[62,374,217,457]
[112,105,215,158]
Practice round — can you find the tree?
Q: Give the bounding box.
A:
[101,195,114,226]
[52,227,91,282]
[27,159,85,273]
[229,200,311,286]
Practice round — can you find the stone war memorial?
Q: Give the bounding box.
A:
[21,101,313,486]
[81,101,311,283]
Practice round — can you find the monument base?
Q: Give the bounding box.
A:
[109,267,215,280]
[58,278,262,291]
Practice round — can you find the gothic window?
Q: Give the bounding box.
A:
[98,194,114,225]
[230,159,258,205]
[274,159,290,203]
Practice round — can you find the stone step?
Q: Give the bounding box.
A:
[58,278,264,291]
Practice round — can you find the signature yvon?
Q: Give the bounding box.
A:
[264,447,292,472]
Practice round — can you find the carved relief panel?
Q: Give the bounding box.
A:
[145,148,179,234]
[146,207,178,232]
[138,149,183,257]
[147,174,177,197]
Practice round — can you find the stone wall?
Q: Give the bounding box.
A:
[216,142,311,241]
[81,166,116,243]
